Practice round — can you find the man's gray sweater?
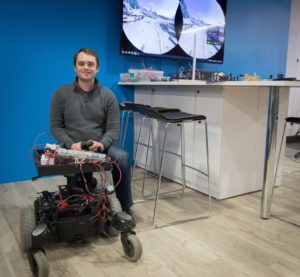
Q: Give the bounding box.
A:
[50,79,120,150]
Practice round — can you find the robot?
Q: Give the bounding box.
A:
[20,141,142,277]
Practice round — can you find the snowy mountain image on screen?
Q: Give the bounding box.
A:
[178,0,225,59]
[123,0,179,54]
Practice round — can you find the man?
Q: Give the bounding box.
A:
[50,48,133,217]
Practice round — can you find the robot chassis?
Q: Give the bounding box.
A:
[20,143,142,277]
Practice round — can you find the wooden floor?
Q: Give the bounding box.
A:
[0,147,300,277]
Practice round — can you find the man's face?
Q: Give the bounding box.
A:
[74,52,99,82]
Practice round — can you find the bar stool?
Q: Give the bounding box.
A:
[273,117,300,186]
[134,105,211,228]
[119,102,180,176]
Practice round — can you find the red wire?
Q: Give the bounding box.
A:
[77,161,109,218]
[30,145,123,219]
[94,163,107,218]
[109,160,123,189]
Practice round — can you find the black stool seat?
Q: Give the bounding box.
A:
[159,111,206,123]
[118,102,181,147]
[136,106,206,124]
[286,117,300,124]
[152,107,180,113]
[123,102,180,113]
[119,102,129,110]
[123,102,150,112]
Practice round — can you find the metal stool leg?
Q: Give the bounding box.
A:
[130,105,211,228]
[142,120,153,196]
[152,122,169,225]
[205,121,212,217]
[271,121,287,196]
[135,120,180,203]
[132,116,146,177]
[153,120,211,228]
[122,110,132,148]
[180,123,186,195]
[118,109,126,146]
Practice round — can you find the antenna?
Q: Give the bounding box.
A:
[192,32,197,80]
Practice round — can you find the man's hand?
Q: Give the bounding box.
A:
[89,140,104,152]
[71,141,104,152]
[71,142,82,151]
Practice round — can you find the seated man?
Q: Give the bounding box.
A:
[50,47,133,217]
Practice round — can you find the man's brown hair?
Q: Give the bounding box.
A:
[74,48,99,66]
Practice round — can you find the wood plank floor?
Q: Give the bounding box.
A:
[0,147,299,277]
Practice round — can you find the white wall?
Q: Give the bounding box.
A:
[286,0,300,135]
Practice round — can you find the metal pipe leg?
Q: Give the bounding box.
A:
[261,87,280,219]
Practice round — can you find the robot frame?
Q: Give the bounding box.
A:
[20,141,142,277]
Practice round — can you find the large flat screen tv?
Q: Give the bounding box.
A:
[121,0,227,64]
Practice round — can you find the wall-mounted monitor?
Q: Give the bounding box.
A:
[121,0,227,64]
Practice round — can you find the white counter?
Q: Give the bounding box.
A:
[119,81,300,201]
[119,80,300,87]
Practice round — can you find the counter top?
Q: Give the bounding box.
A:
[118,80,300,87]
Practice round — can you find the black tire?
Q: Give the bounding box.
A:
[105,194,122,236]
[122,234,143,262]
[32,251,49,277]
[20,206,36,252]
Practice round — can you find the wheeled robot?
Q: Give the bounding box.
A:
[20,142,142,277]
